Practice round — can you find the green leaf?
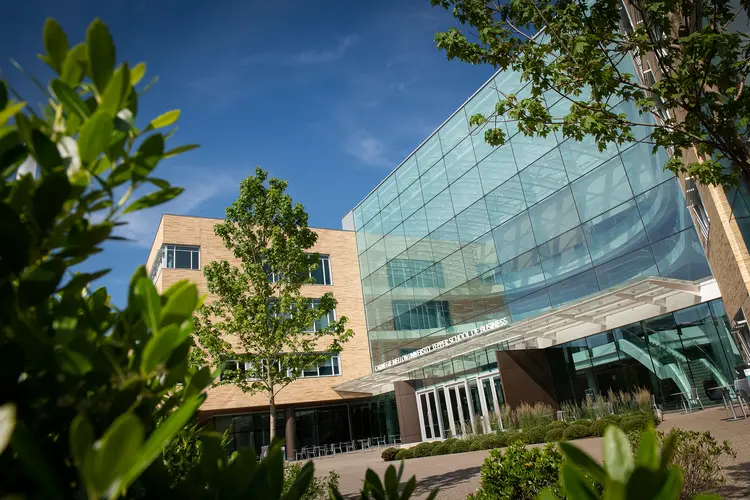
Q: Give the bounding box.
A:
[93,413,144,496]
[384,464,398,498]
[164,143,199,159]
[130,62,146,86]
[141,323,190,375]
[365,469,385,496]
[100,64,130,114]
[10,421,64,500]
[536,488,559,500]
[654,467,683,500]
[0,102,26,127]
[561,463,598,500]
[33,172,71,232]
[134,276,160,331]
[635,429,660,470]
[135,133,165,171]
[123,186,183,214]
[69,414,94,471]
[30,129,62,169]
[61,43,87,86]
[282,461,314,500]
[78,110,113,163]
[17,259,66,308]
[161,281,199,325]
[148,109,180,130]
[0,81,7,109]
[559,441,607,484]
[603,426,634,483]
[43,18,69,73]
[58,349,93,375]
[50,79,90,119]
[0,403,15,454]
[118,394,204,492]
[86,19,115,93]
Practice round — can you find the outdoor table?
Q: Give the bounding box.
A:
[669,391,690,414]
[707,386,746,421]
[388,434,401,444]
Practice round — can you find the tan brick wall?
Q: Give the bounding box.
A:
[148,214,372,415]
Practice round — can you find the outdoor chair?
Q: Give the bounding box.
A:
[345,440,355,452]
[703,380,725,406]
[687,387,704,412]
[296,447,307,461]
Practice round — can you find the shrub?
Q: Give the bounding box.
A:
[469,439,484,451]
[545,421,568,432]
[621,414,651,433]
[572,418,593,426]
[451,439,472,454]
[590,417,618,437]
[395,448,413,461]
[515,402,555,430]
[609,413,624,424]
[443,437,458,447]
[523,426,547,444]
[284,463,339,500]
[562,422,593,440]
[430,443,451,456]
[545,428,565,442]
[505,431,525,445]
[412,442,435,458]
[627,429,736,500]
[483,434,505,449]
[381,447,399,462]
[469,443,564,500]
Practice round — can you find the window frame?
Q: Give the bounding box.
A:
[296,353,342,378]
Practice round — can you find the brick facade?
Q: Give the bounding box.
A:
[147,214,372,417]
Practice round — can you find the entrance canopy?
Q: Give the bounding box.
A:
[334,276,720,395]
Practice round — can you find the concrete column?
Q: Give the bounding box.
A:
[394,381,422,443]
[284,405,296,460]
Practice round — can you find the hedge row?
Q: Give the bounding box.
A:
[382,410,657,461]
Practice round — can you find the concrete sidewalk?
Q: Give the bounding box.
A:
[311,407,750,499]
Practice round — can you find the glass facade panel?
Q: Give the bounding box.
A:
[351,62,713,369]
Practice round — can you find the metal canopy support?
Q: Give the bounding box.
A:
[333,277,720,395]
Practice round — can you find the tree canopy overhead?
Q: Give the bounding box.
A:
[431,0,750,186]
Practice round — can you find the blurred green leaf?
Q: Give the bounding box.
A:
[559,440,607,484]
[0,203,30,273]
[161,281,198,325]
[17,259,66,308]
[384,465,398,498]
[603,426,633,483]
[118,394,204,493]
[136,133,165,171]
[163,143,199,159]
[130,62,146,86]
[69,414,94,473]
[33,172,71,232]
[148,109,180,130]
[135,276,161,331]
[61,43,87,86]
[78,110,113,163]
[141,324,191,375]
[42,18,68,73]
[30,129,62,169]
[0,80,7,108]
[635,429,660,471]
[100,64,130,113]
[50,79,90,119]
[123,186,183,214]
[282,461,314,500]
[561,463,598,500]
[0,102,26,127]
[0,403,15,454]
[93,413,144,496]
[86,19,115,93]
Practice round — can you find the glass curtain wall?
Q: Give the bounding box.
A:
[353,51,712,368]
[547,300,744,410]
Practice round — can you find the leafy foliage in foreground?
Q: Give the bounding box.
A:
[431,0,750,186]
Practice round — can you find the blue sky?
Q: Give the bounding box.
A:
[1,0,494,305]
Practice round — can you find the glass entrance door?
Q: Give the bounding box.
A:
[477,373,504,431]
[416,388,444,441]
[445,381,475,436]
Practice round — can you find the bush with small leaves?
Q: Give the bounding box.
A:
[620,414,651,433]
[562,422,593,440]
[430,443,451,456]
[590,418,618,437]
[469,438,484,451]
[381,447,399,462]
[412,442,435,458]
[545,428,565,442]
[451,439,472,454]
[284,462,339,500]
[523,426,547,444]
[545,421,568,432]
[443,438,458,447]
[505,431,525,445]
[394,448,414,461]
[469,443,564,500]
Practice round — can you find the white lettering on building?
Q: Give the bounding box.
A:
[373,317,510,372]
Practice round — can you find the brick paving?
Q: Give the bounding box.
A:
[311,407,750,499]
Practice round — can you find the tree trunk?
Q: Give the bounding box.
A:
[268,387,276,443]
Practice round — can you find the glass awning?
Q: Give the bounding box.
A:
[333,276,720,395]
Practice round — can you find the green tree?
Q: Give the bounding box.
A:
[194,167,353,442]
[430,0,749,186]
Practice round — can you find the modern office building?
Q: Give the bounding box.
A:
[337,51,747,443]
[148,33,748,452]
[147,214,397,454]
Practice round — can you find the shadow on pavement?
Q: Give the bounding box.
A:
[410,465,482,497]
[720,460,750,499]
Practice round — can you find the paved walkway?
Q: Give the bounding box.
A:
[312,407,750,499]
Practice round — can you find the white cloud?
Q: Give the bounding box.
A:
[242,35,357,66]
[344,130,393,168]
[115,168,243,248]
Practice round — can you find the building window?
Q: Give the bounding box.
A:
[299,354,341,378]
[387,259,445,288]
[149,244,200,281]
[392,300,451,330]
[267,254,332,285]
[303,299,336,332]
[311,255,332,285]
[685,178,710,241]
